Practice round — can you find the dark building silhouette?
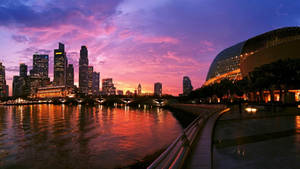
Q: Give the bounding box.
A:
[79,46,89,95]
[154,82,162,96]
[13,63,30,97]
[54,43,67,86]
[137,84,142,95]
[20,63,27,77]
[183,76,193,96]
[0,62,8,97]
[92,72,100,95]
[66,64,74,86]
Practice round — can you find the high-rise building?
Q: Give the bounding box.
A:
[13,63,30,97]
[31,54,49,78]
[0,62,8,97]
[137,84,142,96]
[92,72,100,95]
[54,43,67,86]
[28,54,50,96]
[20,63,27,77]
[183,76,193,96]
[79,46,89,95]
[66,64,74,86]
[102,78,116,95]
[154,82,162,96]
[88,66,93,95]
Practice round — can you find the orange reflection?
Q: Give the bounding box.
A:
[296,116,300,133]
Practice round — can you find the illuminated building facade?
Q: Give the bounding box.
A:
[154,82,162,96]
[35,86,74,98]
[205,27,300,102]
[79,46,89,95]
[54,43,67,86]
[88,66,94,95]
[0,62,8,97]
[102,78,116,96]
[183,76,193,96]
[66,64,74,86]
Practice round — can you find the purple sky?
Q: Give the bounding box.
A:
[0,0,299,95]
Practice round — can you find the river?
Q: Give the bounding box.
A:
[0,104,183,169]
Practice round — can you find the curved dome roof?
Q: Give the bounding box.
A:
[242,27,300,53]
[206,26,300,82]
[206,42,245,81]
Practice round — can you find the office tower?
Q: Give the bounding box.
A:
[79,46,89,94]
[31,54,49,78]
[102,78,116,95]
[28,54,50,96]
[54,43,67,86]
[92,72,100,95]
[154,82,162,96]
[20,63,27,77]
[88,66,93,95]
[137,84,142,96]
[13,63,30,97]
[66,64,74,86]
[0,62,8,97]
[183,76,193,96]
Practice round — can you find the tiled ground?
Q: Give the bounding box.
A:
[213,106,300,169]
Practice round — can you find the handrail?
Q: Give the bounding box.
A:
[147,110,218,169]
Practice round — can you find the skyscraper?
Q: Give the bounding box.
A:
[154,82,162,96]
[31,54,49,78]
[13,63,30,97]
[92,72,100,95]
[20,63,27,77]
[0,62,8,97]
[66,64,74,86]
[79,46,89,95]
[54,43,67,86]
[88,66,93,95]
[102,78,116,96]
[137,84,142,95]
[183,76,193,96]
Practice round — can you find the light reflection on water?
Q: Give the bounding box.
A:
[0,105,182,169]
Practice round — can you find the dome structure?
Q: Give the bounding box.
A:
[205,27,300,85]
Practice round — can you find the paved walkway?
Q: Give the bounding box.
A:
[185,108,230,169]
[213,106,300,169]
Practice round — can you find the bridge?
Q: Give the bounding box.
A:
[148,104,229,169]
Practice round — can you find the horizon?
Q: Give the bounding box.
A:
[1,0,300,96]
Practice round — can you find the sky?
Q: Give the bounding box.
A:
[0,0,300,96]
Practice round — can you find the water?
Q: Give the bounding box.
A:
[0,105,183,169]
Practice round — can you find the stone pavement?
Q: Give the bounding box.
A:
[212,106,300,169]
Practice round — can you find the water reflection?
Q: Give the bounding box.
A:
[0,105,182,169]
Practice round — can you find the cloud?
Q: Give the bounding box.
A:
[11,34,28,43]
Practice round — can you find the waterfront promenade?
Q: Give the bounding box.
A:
[150,104,300,169]
[213,106,300,169]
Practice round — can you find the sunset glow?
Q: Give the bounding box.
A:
[0,0,299,95]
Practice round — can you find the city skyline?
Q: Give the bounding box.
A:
[0,0,299,95]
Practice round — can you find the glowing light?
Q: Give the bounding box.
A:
[245,107,257,113]
[55,52,63,55]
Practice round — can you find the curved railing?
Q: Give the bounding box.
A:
[147,112,212,169]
